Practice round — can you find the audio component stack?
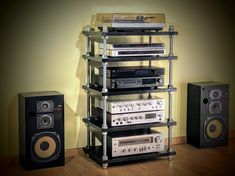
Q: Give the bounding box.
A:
[82,13,178,168]
[19,91,64,170]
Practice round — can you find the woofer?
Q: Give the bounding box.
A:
[205,117,224,140]
[31,132,61,163]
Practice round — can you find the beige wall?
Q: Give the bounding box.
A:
[0,0,235,156]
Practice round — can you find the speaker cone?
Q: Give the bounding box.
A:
[37,100,54,113]
[209,89,222,100]
[209,101,222,114]
[31,132,61,163]
[205,117,224,140]
[37,114,54,129]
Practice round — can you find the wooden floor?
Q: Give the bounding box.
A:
[2,138,235,176]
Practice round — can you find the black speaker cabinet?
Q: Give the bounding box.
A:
[19,91,64,170]
[187,82,229,148]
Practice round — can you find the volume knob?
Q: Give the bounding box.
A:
[157,78,163,83]
[117,81,122,85]
[155,136,160,143]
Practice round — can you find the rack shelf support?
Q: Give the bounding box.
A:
[168,25,174,158]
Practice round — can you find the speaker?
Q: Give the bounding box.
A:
[19,91,64,170]
[187,82,229,148]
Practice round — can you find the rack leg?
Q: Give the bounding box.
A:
[102,163,108,168]
[86,60,91,149]
[148,35,152,98]
[148,35,152,67]
[102,62,108,93]
[102,35,108,92]
[86,125,90,149]
[167,26,175,159]
[168,92,173,156]
[85,28,91,149]
[169,25,174,57]
[102,96,108,128]
[101,32,108,165]
[102,131,108,161]
[102,96,108,161]
[168,155,173,161]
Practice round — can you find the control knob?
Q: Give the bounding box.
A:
[155,136,160,143]
[117,81,122,85]
[157,78,163,84]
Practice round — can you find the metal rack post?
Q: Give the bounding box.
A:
[148,35,152,67]
[101,26,108,168]
[168,25,174,160]
[148,35,152,98]
[85,25,91,148]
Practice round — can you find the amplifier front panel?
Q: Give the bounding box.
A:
[111,132,164,157]
[95,98,165,114]
[110,110,165,126]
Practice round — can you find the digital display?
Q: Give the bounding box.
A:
[136,70,150,75]
[145,113,156,119]
[118,137,153,146]
[118,50,164,55]
[142,78,156,84]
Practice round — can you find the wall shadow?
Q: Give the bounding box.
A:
[64,102,79,155]
[7,94,18,156]
[178,82,188,137]
[75,31,87,148]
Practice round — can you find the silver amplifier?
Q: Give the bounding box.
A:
[94,96,165,114]
[107,130,164,157]
[98,76,164,89]
[98,43,166,57]
[100,48,165,57]
[92,107,165,126]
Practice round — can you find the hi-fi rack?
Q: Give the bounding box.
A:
[82,24,178,168]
